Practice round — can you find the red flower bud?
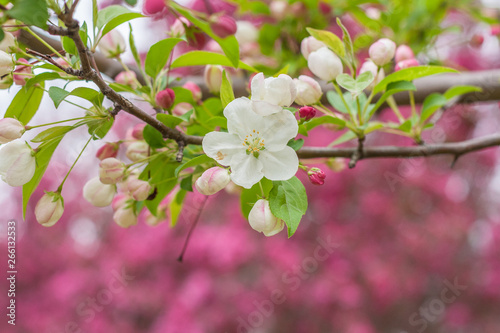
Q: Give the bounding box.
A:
[131,124,146,140]
[96,142,119,160]
[299,106,317,121]
[395,58,419,71]
[308,167,326,185]
[155,88,175,110]
[470,34,484,48]
[210,15,237,39]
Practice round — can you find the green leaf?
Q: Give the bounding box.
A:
[25,72,61,89]
[172,87,195,106]
[240,178,273,219]
[205,116,227,129]
[220,70,235,108]
[336,72,374,96]
[269,177,308,238]
[142,158,178,215]
[331,130,358,146]
[101,12,144,37]
[287,138,304,151]
[0,28,4,42]
[169,2,240,67]
[443,85,482,100]
[143,124,165,148]
[420,93,447,123]
[61,36,77,56]
[157,113,184,129]
[175,154,214,177]
[5,84,44,124]
[31,126,75,143]
[144,38,183,78]
[180,175,193,192]
[370,80,416,118]
[7,0,48,29]
[48,86,71,108]
[303,116,346,132]
[373,66,459,94]
[96,5,134,30]
[171,51,258,72]
[398,119,412,133]
[337,18,355,68]
[170,189,187,227]
[306,27,345,57]
[86,117,114,139]
[22,137,64,218]
[49,86,102,108]
[326,90,349,113]
[128,24,142,71]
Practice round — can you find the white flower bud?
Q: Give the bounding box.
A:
[113,205,138,228]
[127,178,153,201]
[83,177,116,207]
[204,65,224,94]
[126,141,149,162]
[235,21,258,45]
[0,32,16,53]
[248,199,284,236]
[98,30,126,58]
[0,50,14,77]
[300,36,326,60]
[35,192,64,227]
[99,157,126,184]
[307,47,343,81]
[251,73,297,110]
[293,75,322,105]
[0,118,24,143]
[369,38,396,66]
[0,140,36,187]
[195,167,231,195]
[359,59,385,89]
[270,1,289,20]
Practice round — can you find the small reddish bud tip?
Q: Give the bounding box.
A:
[210,15,237,39]
[308,167,326,186]
[299,106,317,121]
[470,34,484,48]
[155,88,175,110]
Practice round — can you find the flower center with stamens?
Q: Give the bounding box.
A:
[243,130,265,158]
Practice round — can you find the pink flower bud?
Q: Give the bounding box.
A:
[96,142,119,160]
[248,199,284,236]
[204,65,224,93]
[299,106,317,121]
[173,102,193,117]
[98,30,126,58]
[155,88,175,110]
[318,2,332,15]
[491,24,500,36]
[170,17,190,37]
[143,0,167,15]
[0,118,24,144]
[0,50,14,77]
[126,141,149,162]
[195,167,231,195]
[369,38,396,66]
[365,7,381,20]
[0,32,16,53]
[395,45,415,63]
[13,58,32,86]
[301,36,326,60]
[113,205,138,228]
[235,21,258,45]
[308,47,343,81]
[470,34,484,48]
[308,167,326,185]
[131,124,146,140]
[210,15,237,39]
[127,179,153,201]
[115,71,137,89]
[99,158,126,184]
[0,140,36,187]
[182,81,202,102]
[83,177,116,207]
[395,58,420,71]
[35,192,64,227]
[294,75,322,105]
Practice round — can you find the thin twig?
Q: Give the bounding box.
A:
[177,196,208,262]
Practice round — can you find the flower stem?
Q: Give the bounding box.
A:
[333,82,358,126]
[25,117,94,130]
[23,27,69,64]
[57,136,93,193]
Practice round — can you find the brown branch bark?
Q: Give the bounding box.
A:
[295,133,500,160]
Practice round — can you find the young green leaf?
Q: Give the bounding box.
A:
[5,84,44,124]
[420,93,447,123]
[336,71,374,96]
[269,177,308,238]
[144,38,183,78]
[143,124,165,148]
[7,0,48,29]
[170,189,187,227]
[175,154,215,177]
[443,85,482,100]
[303,116,346,132]
[220,70,235,108]
[31,126,75,143]
[171,51,257,72]
[306,27,345,58]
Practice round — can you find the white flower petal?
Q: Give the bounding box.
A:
[5,151,36,186]
[251,100,283,116]
[260,110,298,151]
[229,154,264,189]
[0,141,22,176]
[259,146,298,181]
[202,131,245,166]
[250,72,265,100]
[224,97,263,137]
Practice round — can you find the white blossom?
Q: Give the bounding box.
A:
[250,73,297,116]
[0,140,36,187]
[202,97,298,189]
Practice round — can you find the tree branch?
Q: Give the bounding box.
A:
[295,133,500,160]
